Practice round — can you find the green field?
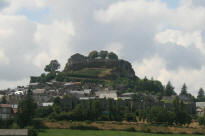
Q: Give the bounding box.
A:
[38,129,202,136]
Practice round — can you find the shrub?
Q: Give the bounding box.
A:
[28,129,38,136]
[140,125,151,133]
[125,113,136,122]
[124,127,136,132]
[192,131,204,135]
[0,119,13,128]
[198,116,205,126]
[98,115,109,121]
[32,118,47,129]
[26,126,38,136]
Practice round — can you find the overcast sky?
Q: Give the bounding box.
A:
[0,0,205,95]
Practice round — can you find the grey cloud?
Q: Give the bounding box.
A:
[0,0,9,11]
[157,43,203,70]
[191,0,205,7]
[0,0,205,90]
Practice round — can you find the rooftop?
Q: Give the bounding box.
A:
[0,104,11,108]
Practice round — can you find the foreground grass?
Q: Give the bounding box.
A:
[38,129,203,136]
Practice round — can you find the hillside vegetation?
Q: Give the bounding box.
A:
[30,50,176,96]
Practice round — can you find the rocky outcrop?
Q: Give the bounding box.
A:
[64,53,135,78]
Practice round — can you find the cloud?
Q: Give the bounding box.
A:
[0,78,29,89]
[34,21,75,69]
[133,55,205,96]
[0,48,9,64]
[94,0,169,24]
[94,0,205,31]
[0,0,205,96]
[0,0,9,11]
[155,29,205,54]
[105,42,124,57]
[187,0,205,7]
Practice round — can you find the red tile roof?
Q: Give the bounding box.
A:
[0,104,11,108]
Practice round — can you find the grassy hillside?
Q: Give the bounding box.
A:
[68,68,113,78]
[39,129,202,136]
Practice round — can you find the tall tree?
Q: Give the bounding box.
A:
[108,52,118,60]
[99,50,108,59]
[16,89,36,128]
[90,99,101,121]
[44,60,60,72]
[88,50,98,59]
[180,83,188,95]
[165,81,176,96]
[198,88,205,99]
[1,96,7,104]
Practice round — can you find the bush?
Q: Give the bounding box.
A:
[98,115,109,121]
[192,131,204,135]
[49,112,72,121]
[32,118,47,129]
[198,115,205,126]
[175,111,192,125]
[124,127,136,132]
[26,126,38,136]
[140,125,151,133]
[11,123,20,129]
[125,113,136,122]
[70,125,99,130]
[28,129,38,136]
[0,119,13,128]
[35,107,53,118]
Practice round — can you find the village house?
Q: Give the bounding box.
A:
[79,97,96,100]
[0,94,3,101]
[69,90,85,98]
[41,102,53,107]
[32,89,46,95]
[179,94,192,104]
[0,104,13,120]
[161,95,177,103]
[196,102,205,116]
[96,90,118,100]
[119,92,135,100]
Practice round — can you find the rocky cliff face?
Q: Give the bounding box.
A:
[64,53,135,78]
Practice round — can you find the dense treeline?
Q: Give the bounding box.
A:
[1,88,205,136]
[138,97,192,125]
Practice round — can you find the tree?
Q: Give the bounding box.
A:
[146,106,175,125]
[99,50,108,59]
[44,60,60,72]
[197,88,205,99]
[165,81,176,96]
[88,50,98,59]
[198,109,205,126]
[53,97,62,113]
[180,83,187,95]
[16,89,37,128]
[173,97,191,125]
[1,96,7,104]
[108,52,118,60]
[90,99,101,121]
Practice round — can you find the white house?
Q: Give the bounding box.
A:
[29,83,39,86]
[196,102,205,116]
[14,91,24,95]
[84,89,91,95]
[33,89,46,95]
[42,102,53,107]
[97,90,118,100]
